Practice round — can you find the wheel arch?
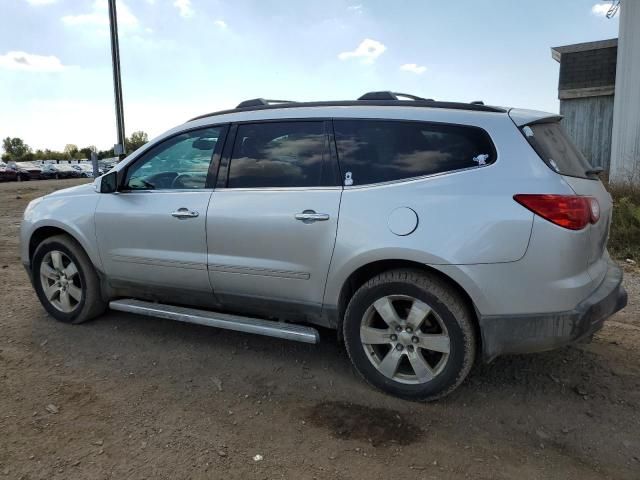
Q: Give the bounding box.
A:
[334,259,481,348]
[28,224,102,273]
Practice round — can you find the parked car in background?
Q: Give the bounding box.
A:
[41,163,80,180]
[71,163,100,178]
[0,162,18,182]
[12,161,43,181]
[20,91,627,401]
[42,164,65,180]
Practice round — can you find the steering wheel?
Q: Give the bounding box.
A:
[170,173,192,189]
[140,171,177,189]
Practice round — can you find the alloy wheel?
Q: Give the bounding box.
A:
[39,250,83,313]
[360,295,450,385]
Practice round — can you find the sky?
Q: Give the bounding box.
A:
[0,0,620,152]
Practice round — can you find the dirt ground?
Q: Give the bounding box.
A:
[1,178,639,480]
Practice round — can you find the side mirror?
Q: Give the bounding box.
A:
[94,171,118,193]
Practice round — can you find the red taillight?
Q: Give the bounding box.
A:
[514,194,599,230]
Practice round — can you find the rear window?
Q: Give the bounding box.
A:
[334,119,495,186]
[521,122,595,179]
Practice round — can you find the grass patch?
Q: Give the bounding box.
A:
[606,181,640,261]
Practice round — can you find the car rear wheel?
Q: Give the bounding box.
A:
[343,269,476,401]
[32,235,107,324]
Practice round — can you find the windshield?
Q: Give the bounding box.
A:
[521,122,597,179]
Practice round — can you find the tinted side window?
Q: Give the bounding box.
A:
[334,120,495,186]
[228,121,329,188]
[126,127,223,190]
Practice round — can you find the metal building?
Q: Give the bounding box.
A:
[610,0,640,183]
[551,39,618,172]
[552,1,640,182]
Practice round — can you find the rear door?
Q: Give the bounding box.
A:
[206,120,341,315]
[519,120,613,283]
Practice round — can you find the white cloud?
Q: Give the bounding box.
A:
[338,38,386,64]
[25,0,58,6]
[174,0,193,18]
[0,51,67,72]
[347,4,363,13]
[591,3,611,16]
[62,0,138,28]
[214,19,227,29]
[400,63,427,74]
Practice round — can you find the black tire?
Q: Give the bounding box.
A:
[343,269,476,401]
[32,234,107,324]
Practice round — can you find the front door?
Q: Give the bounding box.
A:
[206,120,342,314]
[95,125,227,294]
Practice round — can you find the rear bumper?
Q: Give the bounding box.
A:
[480,260,627,362]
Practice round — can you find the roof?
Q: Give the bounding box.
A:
[551,38,618,62]
[188,91,506,122]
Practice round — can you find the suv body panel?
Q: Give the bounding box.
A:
[207,187,341,309]
[95,190,214,292]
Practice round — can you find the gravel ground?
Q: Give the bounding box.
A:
[1,179,639,479]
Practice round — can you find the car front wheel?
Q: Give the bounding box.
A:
[343,269,476,401]
[32,235,107,324]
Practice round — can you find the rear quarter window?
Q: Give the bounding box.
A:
[521,122,595,179]
[334,119,496,186]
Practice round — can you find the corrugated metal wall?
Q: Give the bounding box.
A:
[560,95,614,171]
[610,0,640,183]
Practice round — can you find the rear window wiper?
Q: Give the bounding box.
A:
[585,166,604,176]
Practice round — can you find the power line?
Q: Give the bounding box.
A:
[607,0,621,19]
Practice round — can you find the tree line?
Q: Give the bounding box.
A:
[1,131,149,163]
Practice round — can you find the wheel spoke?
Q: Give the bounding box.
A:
[373,297,401,327]
[67,284,82,302]
[377,348,403,378]
[51,251,63,271]
[405,300,431,331]
[43,282,59,300]
[64,262,78,279]
[360,326,392,345]
[416,333,450,353]
[40,263,58,280]
[407,350,435,383]
[59,290,72,311]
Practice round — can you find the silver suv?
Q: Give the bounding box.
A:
[20,92,627,400]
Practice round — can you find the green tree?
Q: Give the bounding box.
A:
[63,144,79,160]
[2,137,32,161]
[79,145,97,160]
[125,131,149,152]
[98,147,115,159]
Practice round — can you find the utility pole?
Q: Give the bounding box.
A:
[108,0,126,156]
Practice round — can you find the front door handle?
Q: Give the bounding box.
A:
[295,210,330,223]
[171,207,199,219]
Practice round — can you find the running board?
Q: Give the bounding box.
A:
[109,299,320,344]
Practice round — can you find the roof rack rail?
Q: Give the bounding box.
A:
[236,98,295,109]
[470,100,485,105]
[189,95,506,121]
[358,91,434,102]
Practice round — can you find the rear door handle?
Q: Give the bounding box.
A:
[171,207,199,219]
[295,210,330,223]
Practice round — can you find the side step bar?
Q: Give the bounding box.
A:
[109,299,320,344]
